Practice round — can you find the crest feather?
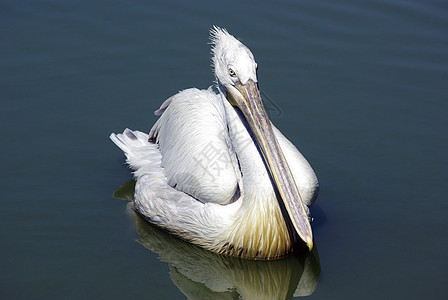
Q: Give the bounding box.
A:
[209,26,242,54]
[210,26,230,47]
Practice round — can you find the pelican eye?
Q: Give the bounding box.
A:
[229,68,236,77]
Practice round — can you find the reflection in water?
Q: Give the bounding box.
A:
[115,180,320,299]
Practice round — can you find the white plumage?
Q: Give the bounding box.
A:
[110,27,319,259]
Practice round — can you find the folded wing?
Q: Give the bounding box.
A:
[149,88,240,205]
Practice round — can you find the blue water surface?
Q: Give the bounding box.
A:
[1,0,447,299]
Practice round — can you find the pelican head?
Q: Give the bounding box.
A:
[210,26,313,250]
[210,27,257,87]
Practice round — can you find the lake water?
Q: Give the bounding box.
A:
[1,0,447,299]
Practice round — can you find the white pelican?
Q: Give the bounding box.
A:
[110,27,319,259]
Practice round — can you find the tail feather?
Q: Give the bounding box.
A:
[110,129,162,171]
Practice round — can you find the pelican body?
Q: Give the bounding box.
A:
[111,27,319,259]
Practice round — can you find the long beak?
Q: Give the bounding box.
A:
[225,80,313,250]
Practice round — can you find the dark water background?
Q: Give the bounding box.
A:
[1,0,447,299]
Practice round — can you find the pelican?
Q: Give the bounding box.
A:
[110,27,319,259]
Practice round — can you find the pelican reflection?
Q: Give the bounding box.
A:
[114,180,320,299]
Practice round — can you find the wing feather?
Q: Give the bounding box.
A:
[150,88,239,205]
